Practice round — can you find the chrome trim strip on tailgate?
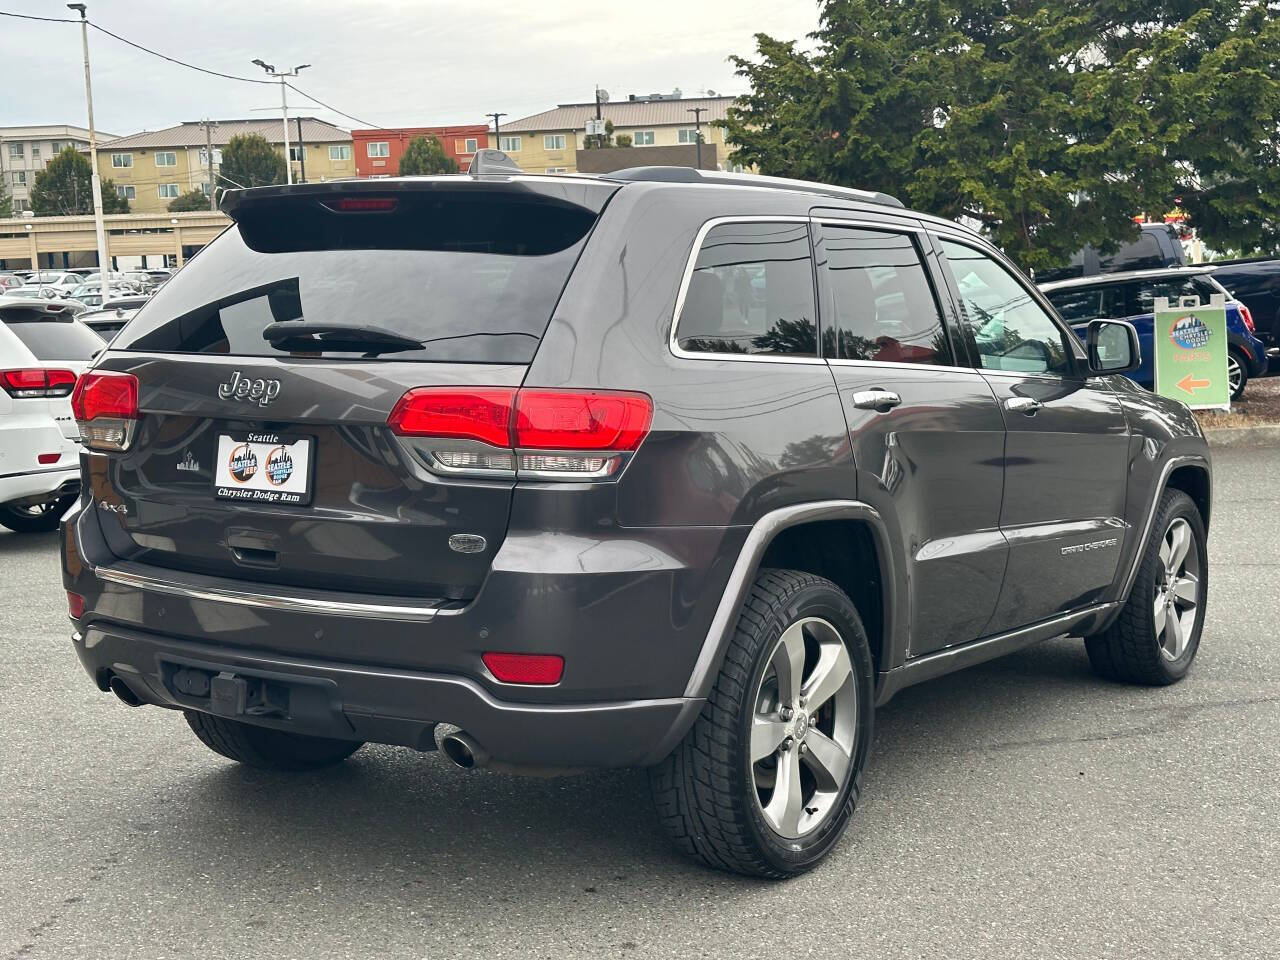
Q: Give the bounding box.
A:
[93,562,460,622]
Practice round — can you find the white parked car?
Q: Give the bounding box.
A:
[0,299,105,532]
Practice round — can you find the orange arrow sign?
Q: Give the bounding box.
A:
[1176,373,1211,394]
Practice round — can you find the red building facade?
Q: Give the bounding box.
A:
[350,125,491,177]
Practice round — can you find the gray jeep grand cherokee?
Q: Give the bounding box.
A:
[63,159,1211,877]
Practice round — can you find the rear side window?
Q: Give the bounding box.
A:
[675,221,817,357]
[112,190,606,364]
[2,317,103,360]
[1130,275,1223,313]
[1098,231,1165,273]
[821,226,950,365]
[1044,284,1127,324]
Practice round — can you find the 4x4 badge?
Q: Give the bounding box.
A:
[217,370,281,407]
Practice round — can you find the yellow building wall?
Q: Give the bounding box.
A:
[488,125,738,174]
[97,140,354,213]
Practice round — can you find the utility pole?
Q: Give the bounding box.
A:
[252,59,310,185]
[687,107,706,169]
[295,116,305,182]
[595,87,605,149]
[202,119,217,210]
[67,3,108,274]
[488,112,506,148]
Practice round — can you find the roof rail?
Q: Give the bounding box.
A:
[467,149,523,176]
[605,166,904,208]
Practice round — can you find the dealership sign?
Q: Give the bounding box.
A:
[1153,294,1230,410]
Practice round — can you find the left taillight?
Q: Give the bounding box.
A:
[388,386,653,479]
[0,368,77,399]
[70,371,139,452]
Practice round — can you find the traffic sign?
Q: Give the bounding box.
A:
[1153,294,1230,410]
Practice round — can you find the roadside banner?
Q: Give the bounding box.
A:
[1152,294,1230,410]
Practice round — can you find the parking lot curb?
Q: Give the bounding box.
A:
[1202,424,1280,448]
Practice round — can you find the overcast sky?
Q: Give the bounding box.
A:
[0,0,820,135]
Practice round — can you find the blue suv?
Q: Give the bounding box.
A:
[1040,267,1268,399]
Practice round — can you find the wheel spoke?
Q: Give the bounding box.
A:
[762,747,804,836]
[1153,596,1167,637]
[750,718,788,764]
[1158,536,1171,573]
[1171,575,1198,607]
[771,621,807,703]
[801,643,852,712]
[802,730,850,793]
[1164,607,1186,658]
[1166,522,1190,575]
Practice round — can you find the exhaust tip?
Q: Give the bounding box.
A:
[441,731,488,769]
[107,675,144,707]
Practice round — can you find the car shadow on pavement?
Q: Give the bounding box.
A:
[97,635,1122,902]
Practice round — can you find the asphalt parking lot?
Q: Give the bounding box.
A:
[2,445,1277,960]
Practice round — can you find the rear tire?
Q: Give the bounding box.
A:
[1085,489,1207,685]
[650,569,874,878]
[0,493,75,533]
[184,711,363,771]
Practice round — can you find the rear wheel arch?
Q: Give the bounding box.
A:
[682,502,898,700]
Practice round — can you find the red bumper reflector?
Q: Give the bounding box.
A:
[482,652,564,685]
[67,591,84,619]
[38,453,61,464]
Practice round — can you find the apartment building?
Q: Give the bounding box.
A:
[94,118,353,213]
[351,125,491,176]
[0,125,111,213]
[491,95,737,174]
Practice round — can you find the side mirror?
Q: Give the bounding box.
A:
[1086,319,1141,376]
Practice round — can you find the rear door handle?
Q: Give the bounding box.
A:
[1005,396,1042,415]
[850,389,902,411]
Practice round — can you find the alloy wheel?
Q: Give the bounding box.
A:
[1227,354,1242,396]
[750,617,857,839]
[1153,517,1200,660]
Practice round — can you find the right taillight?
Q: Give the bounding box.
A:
[388,386,653,479]
[70,371,139,452]
[1239,304,1255,333]
[0,368,77,399]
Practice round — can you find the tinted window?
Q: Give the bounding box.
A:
[822,227,950,365]
[1098,231,1166,273]
[2,317,103,360]
[113,191,603,364]
[1044,284,1127,324]
[1131,275,1221,313]
[676,221,817,357]
[940,239,1073,376]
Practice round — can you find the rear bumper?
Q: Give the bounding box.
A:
[0,465,78,507]
[72,624,701,768]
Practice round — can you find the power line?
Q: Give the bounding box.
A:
[0,10,77,23]
[284,82,380,129]
[88,22,274,85]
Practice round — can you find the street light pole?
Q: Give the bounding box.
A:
[252,60,310,185]
[67,3,108,274]
[687,107,706,169]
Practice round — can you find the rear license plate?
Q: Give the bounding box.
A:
[214,432,314,505]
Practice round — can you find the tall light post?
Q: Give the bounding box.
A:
[252,59,310,185]
[687,107,706,169]
[67,3,108,274]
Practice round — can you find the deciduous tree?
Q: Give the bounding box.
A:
[30,147,129,216]
[398,136,458,175]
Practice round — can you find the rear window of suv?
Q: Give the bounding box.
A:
[112,188,608,364]
[1,312,104,360]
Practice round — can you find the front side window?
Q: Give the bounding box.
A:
[367,141,389,158]
[633,130,655,146]
[155,151,177,167]
[499,135,522,152]
[157,183,179,198]
[111,153,132,168]
[940,238,1073,375]
[329,144,351,161]
[822,226,950,365]
[543,134,566,151]
[675,221,817,357]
